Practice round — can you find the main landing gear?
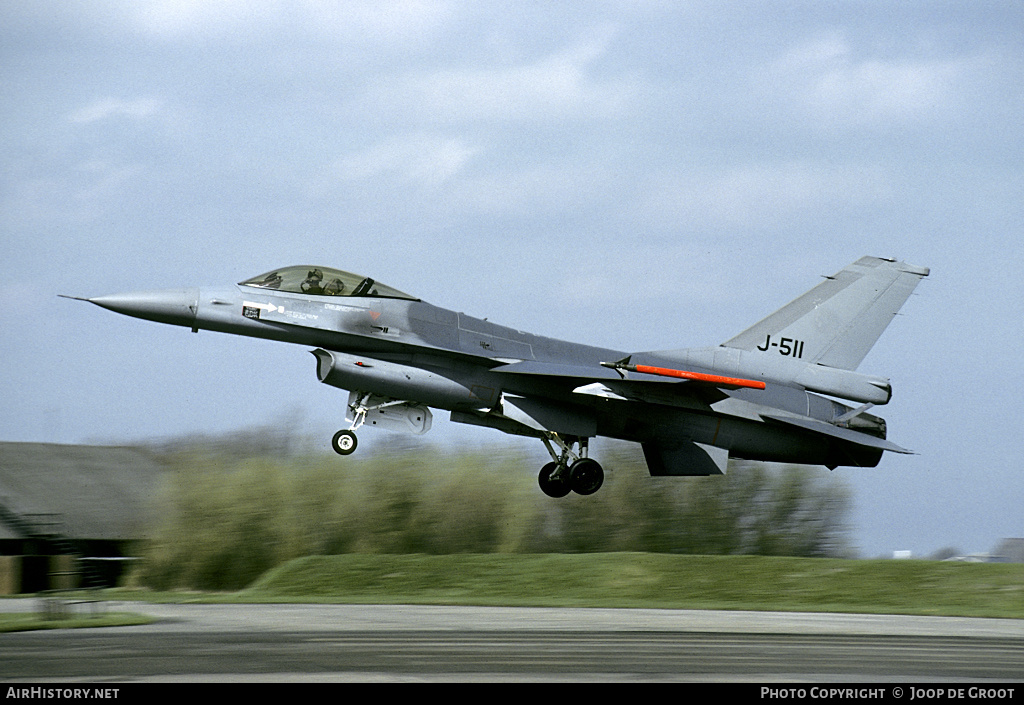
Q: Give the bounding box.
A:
[537,434,604,498]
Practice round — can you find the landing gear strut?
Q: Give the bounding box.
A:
[538,461,571,498]
[330,391,434,455]
[330,391,389,456]
[536,434,604,497]
[331,392,370,456]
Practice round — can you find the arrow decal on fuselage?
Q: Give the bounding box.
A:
[243,301,285,314]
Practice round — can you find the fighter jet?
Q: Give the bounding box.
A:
[62,256,929,498]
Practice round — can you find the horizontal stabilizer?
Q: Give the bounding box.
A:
[761,414,913,454]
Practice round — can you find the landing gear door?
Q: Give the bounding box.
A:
[347,392,433,435]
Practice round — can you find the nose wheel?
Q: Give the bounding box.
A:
[332,429,358,455]
[330,392,374,456]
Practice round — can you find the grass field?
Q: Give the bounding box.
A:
[5,554,1021,627]
[0,611,154,633]
[125,553,1024,619]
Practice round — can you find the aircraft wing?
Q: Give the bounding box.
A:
[480,360,728,444]
[760,413,913,454]
[491,359,744,406]
[493,360,912,451]
[489,360,624,382]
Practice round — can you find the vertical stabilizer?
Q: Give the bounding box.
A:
[721,257,929,371]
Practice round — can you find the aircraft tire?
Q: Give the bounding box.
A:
[569,458,604,495]
[538,462,571,498]
[332,429,358,456]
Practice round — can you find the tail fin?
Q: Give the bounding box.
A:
[721,256,929,371]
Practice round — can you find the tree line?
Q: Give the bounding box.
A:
[139,442,853,591]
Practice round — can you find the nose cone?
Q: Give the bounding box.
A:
[88,288,199,328]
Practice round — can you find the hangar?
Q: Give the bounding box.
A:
[0,442,164,593]
[990,538,1024,563]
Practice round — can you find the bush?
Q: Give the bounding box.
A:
[138,444,853,590]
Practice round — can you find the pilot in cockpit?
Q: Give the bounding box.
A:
[301,268,325,294]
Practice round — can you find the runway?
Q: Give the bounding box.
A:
[1,602,1022,682]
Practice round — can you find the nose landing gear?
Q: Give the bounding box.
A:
[330,391,371,456]
[329,391,433,456]
[537,434,605,497]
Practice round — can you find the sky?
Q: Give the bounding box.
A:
[2,1,1022,559]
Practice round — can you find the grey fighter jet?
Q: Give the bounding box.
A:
[63,256,929,498]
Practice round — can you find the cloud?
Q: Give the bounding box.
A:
[116,0,454,44]
[767,35,972,130]
[364,27,636,124]
[330,133,478,187]
[3,159,147,229]
[304,134,481,220]
[639,161,892,233]
[125,0,278,38]
[68,97,163,124]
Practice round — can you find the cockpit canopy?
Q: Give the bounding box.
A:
[240,266,417,300]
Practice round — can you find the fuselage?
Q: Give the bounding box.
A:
[85,266,887,470]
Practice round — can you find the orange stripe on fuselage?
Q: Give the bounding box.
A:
[632,364,766,390]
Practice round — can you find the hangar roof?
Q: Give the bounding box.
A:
[0,443,165,542]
